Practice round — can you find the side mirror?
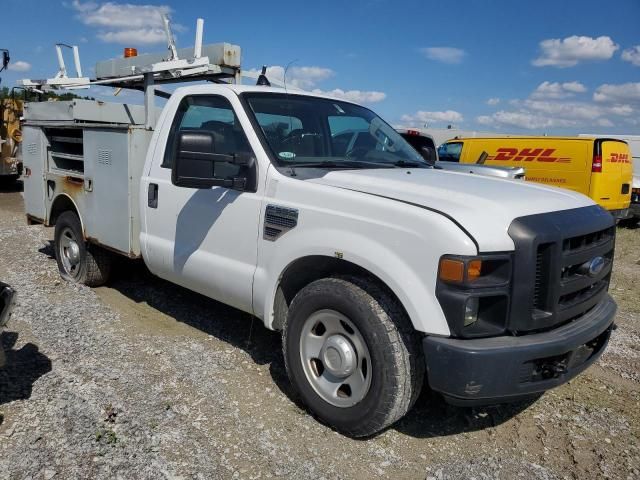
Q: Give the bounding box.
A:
[1,51,9,70]
[171,131,255,190]
[476,151,488,165]
[420,146,437,167]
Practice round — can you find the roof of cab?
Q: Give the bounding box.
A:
[173,83,362,105]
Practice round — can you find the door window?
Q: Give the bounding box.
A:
[162,95,253,180]
[438,142,463,162]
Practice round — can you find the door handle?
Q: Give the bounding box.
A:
[148,183,158,208]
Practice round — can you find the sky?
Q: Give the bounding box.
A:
[1,0,639,135]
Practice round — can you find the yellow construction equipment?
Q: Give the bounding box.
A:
[0,96,23,182]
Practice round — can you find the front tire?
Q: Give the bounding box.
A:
[283,276,424,437]
[54,211,112,287]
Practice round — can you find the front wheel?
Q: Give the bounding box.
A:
[283,276,424,437]
[54,211,112,287]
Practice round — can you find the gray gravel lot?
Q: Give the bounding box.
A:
[0,183,638,479]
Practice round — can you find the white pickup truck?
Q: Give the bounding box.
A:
[21,39,617,437]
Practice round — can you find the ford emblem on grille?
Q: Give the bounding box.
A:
[580,256,606,278]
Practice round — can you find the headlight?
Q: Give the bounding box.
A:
[436,254,512,338]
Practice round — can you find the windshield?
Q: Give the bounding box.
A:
[243,93,428,168]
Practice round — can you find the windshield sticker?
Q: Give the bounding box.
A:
[333,104,345,114]
[278,151,296,160]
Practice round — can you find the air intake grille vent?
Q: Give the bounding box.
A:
[97,149,112,166]
[264,205,298,241]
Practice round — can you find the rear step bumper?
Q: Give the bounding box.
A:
[423,294,616,406]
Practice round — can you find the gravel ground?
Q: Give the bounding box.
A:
[0,182,638,479]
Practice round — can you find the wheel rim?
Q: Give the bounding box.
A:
[58,227,81,278]
[299,309,372,408]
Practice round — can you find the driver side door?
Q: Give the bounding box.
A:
[142,93,263,314]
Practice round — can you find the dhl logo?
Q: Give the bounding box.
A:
[487,148,571,163]
[609,153,631,163]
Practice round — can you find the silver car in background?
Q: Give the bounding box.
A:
[397,128,526,180]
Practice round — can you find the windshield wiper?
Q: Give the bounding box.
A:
[391,160,426,168]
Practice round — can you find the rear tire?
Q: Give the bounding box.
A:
[54,211,112,287]
[618,216,639,228]
[283,276,424,437]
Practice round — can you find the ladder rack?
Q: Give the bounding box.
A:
[18,14,242,129]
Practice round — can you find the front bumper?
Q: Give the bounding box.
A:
[423,294,616,406]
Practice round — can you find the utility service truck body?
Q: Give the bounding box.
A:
[21,24,618,437]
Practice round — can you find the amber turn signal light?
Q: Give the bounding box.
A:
[439,258,483,283]
[124,47,138,58]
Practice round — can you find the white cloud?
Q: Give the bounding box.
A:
[476,96,634,130]
[246,65,385,104]
[70,0,183,45]
[401,110,463,126]
[523,99,597,119]
[562,81,587,93]
[608,104,633,116]
[486,97,500,106]
[7,60,31,72]
[244,65,333,90]
[311,88,386,104]
[420,47,466,64]
[593,82,640,103]
[476,111,576,129]
[596,118,614,127]
[97,29,167,45]
[530,81,587,99]
[532,35,619,68]
[621,46,640,66]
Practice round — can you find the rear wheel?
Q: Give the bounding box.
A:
[283,276,424,437]
[54,211,112,286]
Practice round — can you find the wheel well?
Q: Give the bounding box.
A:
[272,255,405,331]
[49,195,78,226]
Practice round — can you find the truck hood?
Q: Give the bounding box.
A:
[307,168,594,252]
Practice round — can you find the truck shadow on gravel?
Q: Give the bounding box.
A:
[0,332,52,410]
[0,179,23,193]
[96,258,538,439]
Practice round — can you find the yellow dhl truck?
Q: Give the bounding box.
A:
[438,136,633,219]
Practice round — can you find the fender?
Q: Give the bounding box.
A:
[48,193,85,233]
[253,209,477,336]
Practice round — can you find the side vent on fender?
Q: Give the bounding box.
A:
[264,205,298,241]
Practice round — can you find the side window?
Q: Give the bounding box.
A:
[162,95,252,180]
[437,142,463,162]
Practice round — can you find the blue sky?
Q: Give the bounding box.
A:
[1,0,639,134]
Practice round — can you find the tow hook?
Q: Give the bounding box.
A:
[541,361,568,380]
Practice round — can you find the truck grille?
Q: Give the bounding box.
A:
[555,227,614,319]
[508,206,616,333]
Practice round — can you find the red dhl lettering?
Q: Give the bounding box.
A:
[608,153,631,163]
[488,148,571,163]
